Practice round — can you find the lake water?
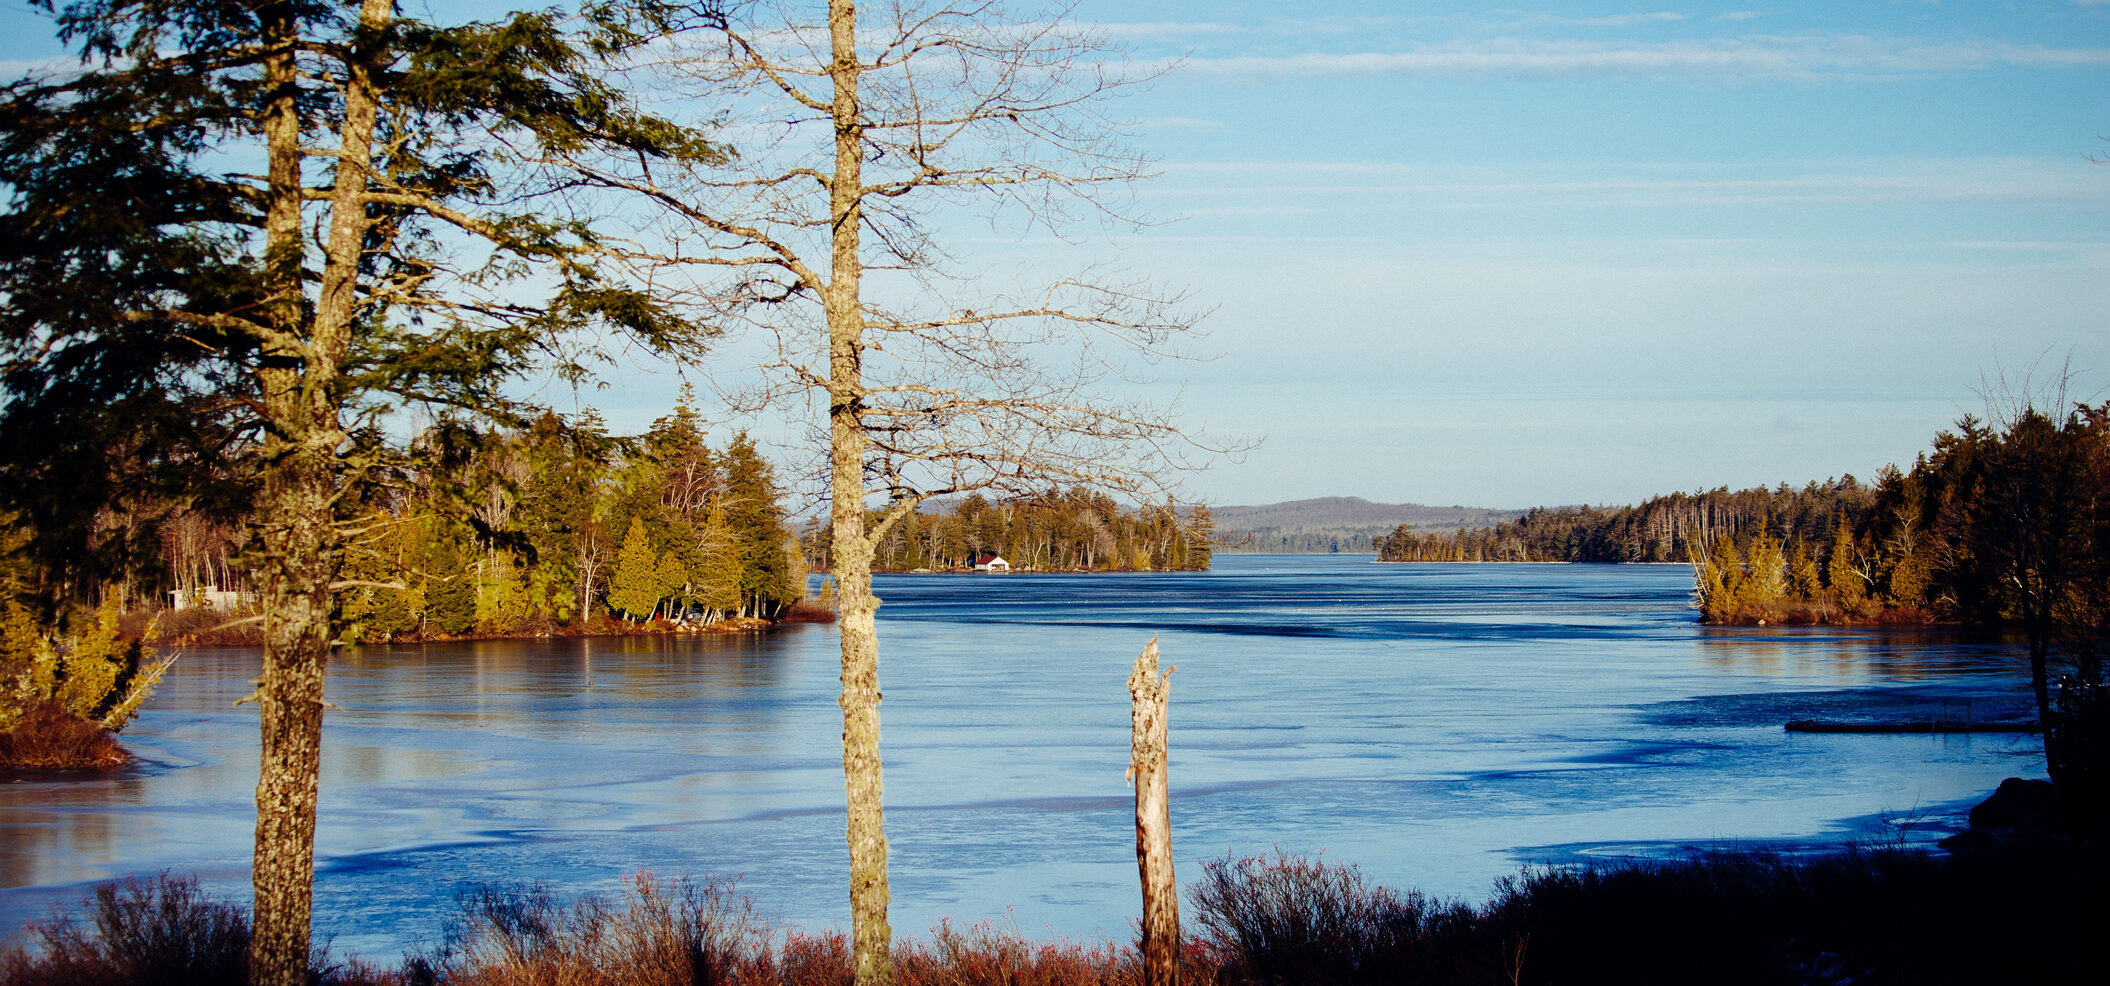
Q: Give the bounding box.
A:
[1,555,2043,956]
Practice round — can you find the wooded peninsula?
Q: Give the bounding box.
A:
[1377,401,2110,631]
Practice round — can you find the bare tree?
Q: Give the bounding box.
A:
[563,2,1229,980]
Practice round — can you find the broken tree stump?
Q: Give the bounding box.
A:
[1128,636,1178,986]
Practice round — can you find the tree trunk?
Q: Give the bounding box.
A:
[249,3,389,982]
[1128,637,1178,986]
[827,3,893,984]
[247,6,318,981]
[247,483,333,986]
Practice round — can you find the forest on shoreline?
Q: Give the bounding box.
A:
[0,380,1217,650]
[1376,401,2110,632]
[2,389,809,645]
[800,493,1213,574]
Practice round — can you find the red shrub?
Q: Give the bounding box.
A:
[0,701,130,770]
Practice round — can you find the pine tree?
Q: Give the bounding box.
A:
[722,433,795,617]
[608,518,660,621]
[1886,548,1934,610]
[1699,535,1745,619]
[696,498,744,620]
[652,550,689,621]
[1787,538,1821,600]
[0,6,718,978]
[1186,503,1217,570]
[517,411,618,623]
[1744,530,1788,607]
[1827,524,1867,611]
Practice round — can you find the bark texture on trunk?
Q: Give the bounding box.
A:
[1128,637,1178,986]
[247,6,319,981]
[247,4,390,983]
[826,3,893,984]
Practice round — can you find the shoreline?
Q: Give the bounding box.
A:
[153,613,806,649]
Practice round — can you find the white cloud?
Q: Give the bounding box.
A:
[1513,11,1687,28]
[1180,35,2110,80]
[1090,20,1248,41]
[1150,157,2110,212]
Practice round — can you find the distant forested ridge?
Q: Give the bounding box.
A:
[802,492,1213,572]
[1216,497,1520,554]
[1233,527,1402,554]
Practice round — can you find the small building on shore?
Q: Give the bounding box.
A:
[168,586,256,611]
[972,554,1011,573]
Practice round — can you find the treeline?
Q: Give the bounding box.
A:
[1375,402,2110,638]
[1224,526,1400,554]
[1376,481,1874,566]
[4,390,807,641]
[1694,403,2109,632]
[336,397,804,640]
[802,492,1214,572]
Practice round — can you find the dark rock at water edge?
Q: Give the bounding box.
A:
[1940,777,2058,851]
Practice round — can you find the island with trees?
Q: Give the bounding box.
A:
[800,493,1214,573]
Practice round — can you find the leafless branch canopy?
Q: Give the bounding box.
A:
[559,0,1239,510]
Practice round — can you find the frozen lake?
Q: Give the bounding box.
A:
[1,555,2043,956]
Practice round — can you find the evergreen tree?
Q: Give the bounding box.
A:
[607,517,660,621]
[722,432,796,617]
[1827,524,1866,611]
[1787,538,1821,600]
[1187,503,1217,569]
[517,411,618,623]
[1885,547,1934,610]
[1744,530,1788,607]
[652,550,689,621]
[1699,535,1743,617]
[0,5,718,976]
[696,498,744,619]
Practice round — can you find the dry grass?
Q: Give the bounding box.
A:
[0,701,130,770]
[892,920,1135,986]
[773,601,839,625]
[12,846,2110,986]
[0,875,249,985]
[1187,848,1478,985]
[437,874,767,986]
[149,605,264,646]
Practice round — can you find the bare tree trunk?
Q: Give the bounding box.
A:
[1128,636,1178,986]
[827,3,893,983]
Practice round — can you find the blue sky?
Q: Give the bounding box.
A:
[6,1,2109,508]
[1065,1,2110,507]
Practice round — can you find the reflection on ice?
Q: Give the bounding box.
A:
[1,555,2040,957]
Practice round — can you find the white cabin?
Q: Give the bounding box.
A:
[167,586,255,611]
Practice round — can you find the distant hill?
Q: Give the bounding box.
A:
[1212,497,1525,554]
